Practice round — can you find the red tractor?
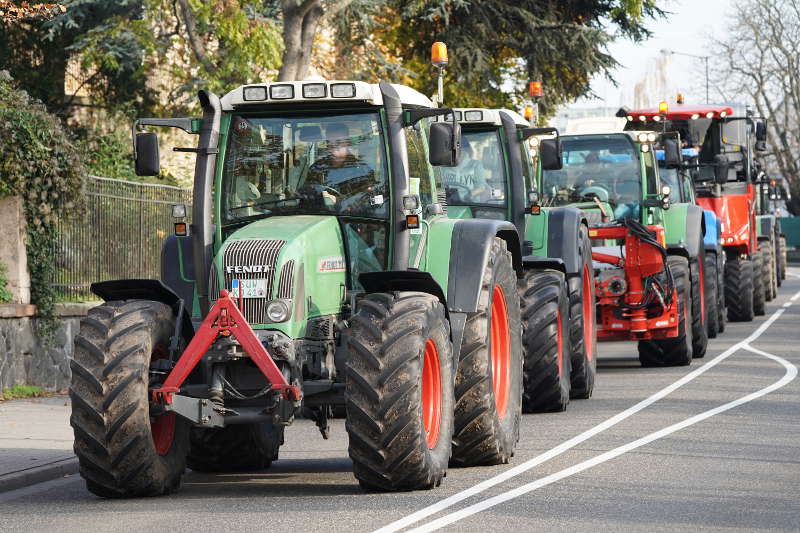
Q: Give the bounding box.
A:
[622,104,769,321]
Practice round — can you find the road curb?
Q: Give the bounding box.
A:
[0,457,79,494]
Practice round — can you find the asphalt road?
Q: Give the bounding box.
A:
[2,270,799,533]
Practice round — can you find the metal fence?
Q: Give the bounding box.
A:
[52,176,192,300]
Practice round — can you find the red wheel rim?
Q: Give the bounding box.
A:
[556,310,564,376]
[582,265,595,361]
[422,339,442,449]
[490,285,511,419]
[150,345,176,455]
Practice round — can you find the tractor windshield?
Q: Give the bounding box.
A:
[221,112,388,224]
[440,130,507,206]
[542,136,641,218]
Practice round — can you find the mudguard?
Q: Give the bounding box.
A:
[161,234,197,313]
[757,215,774,239]
[664,204,705,259]
[544,206,587,276]
[447,218,521,314]
[91,279,194,341]
[703,209,722,253]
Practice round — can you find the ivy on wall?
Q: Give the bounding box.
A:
[0,71,86,337]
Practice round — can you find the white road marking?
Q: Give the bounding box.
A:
[783,302,792,308]
[376,289,800,533]
[409,343,797,532]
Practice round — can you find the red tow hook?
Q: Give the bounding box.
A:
[151,290,302,405]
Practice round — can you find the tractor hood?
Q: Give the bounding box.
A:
[210,215,347,337]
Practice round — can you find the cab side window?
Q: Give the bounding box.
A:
[405,126,433,206]
[643,150,657,195]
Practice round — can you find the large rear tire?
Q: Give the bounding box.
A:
[725,257,754,321]
[690,253,708,358]
[187,422,284,472]
[568,225,597,400]
[753,249,766,316]
[704,253,720,339]
[518,270,570,412]
[762,239,777,301]
[451,238,522,467]
[346,292,454,491]
[70,300,190,498]
[638,256,692,367]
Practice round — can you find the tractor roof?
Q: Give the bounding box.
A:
[433,108,529,128]
[221,81,433,110]
[623,104,735,122]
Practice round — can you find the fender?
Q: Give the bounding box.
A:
[545,206,587,276]
[161,235,196,313]
[91,279,194,342]
[756,215,774,239]
[447,218,521,315]
[702,209,721,253]
[664,204,705,259]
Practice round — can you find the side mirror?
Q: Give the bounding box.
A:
[662,139,682,168]
[135,132,160,176]
[755,140,767,152]
[539,138,563,170]
[429,122,461,167]
[714,154,729,184]
[755,120,767,142]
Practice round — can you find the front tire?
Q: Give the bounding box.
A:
[705,253,720,339]
[753,250,766,316]
[70,300,190,498]
[690,253,708,358]
[518,270,570,412]
[451,238,522,467]
[726,257,754,322]
[568,225,597,399]
[346,292,454,491]
[187,422,284,472]
[778,236,787,282]
[638,256,692,367]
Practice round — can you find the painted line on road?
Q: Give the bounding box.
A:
[409,343,797,532]
[376,289,800,533]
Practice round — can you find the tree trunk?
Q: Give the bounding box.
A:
[278,0,323,81]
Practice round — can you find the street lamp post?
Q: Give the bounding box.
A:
[660,48,710,104]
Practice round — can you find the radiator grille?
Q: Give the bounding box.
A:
[277,260,295,299]
[209,239,286,324]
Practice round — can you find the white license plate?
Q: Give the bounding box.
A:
[230,279,268,298]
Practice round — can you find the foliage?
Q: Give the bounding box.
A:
[0,384,45,401]
[0,262,12,303]
[0,71,86,338]
[709,0,800,214]
[382,0,666,118]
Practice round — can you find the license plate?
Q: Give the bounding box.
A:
[230,279,268,298]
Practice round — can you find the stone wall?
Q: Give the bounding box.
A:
[0,303,98,391]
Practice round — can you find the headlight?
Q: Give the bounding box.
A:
[270,84,294,100]
[302,83,326,98]
[243,86,267,101]
[171,203,187,218]
[330,83,356,98]
[464,110,483,121]
[266,300,291,322]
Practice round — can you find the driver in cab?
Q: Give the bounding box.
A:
[305,123,374,206]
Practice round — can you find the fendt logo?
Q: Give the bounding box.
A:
[225,265,273,274]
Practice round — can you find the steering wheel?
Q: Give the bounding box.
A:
[579,185,610,203]
[446,183,473,201]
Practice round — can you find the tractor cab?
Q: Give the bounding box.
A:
[541,132,670,224]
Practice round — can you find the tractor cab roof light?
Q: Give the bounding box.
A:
[302,83,326,98]
[639,115,646,121]
[243,86,267,101]
[431,42,448,67]
[659,101,669,114]
[706,111,715,118]
[330,83,356,98]
[720,111,728,117]
[691,113,700,120]
[270,84,294,100]
[464,110,483,121]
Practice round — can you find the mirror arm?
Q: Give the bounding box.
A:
[403,108,455,127]
[520,126,559,141]
[132,117,199,159]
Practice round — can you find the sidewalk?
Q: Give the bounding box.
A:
[0,394,77,492]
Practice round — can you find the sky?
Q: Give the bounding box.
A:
[571,0,735,109]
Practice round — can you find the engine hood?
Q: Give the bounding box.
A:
[211,215,347,336]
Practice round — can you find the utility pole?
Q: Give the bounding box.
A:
[660,49,710,103]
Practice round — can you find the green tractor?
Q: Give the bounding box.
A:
[539,131,709,365]
[754,164,782,301]
[432,108,596,411]
[68,79,532,497]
